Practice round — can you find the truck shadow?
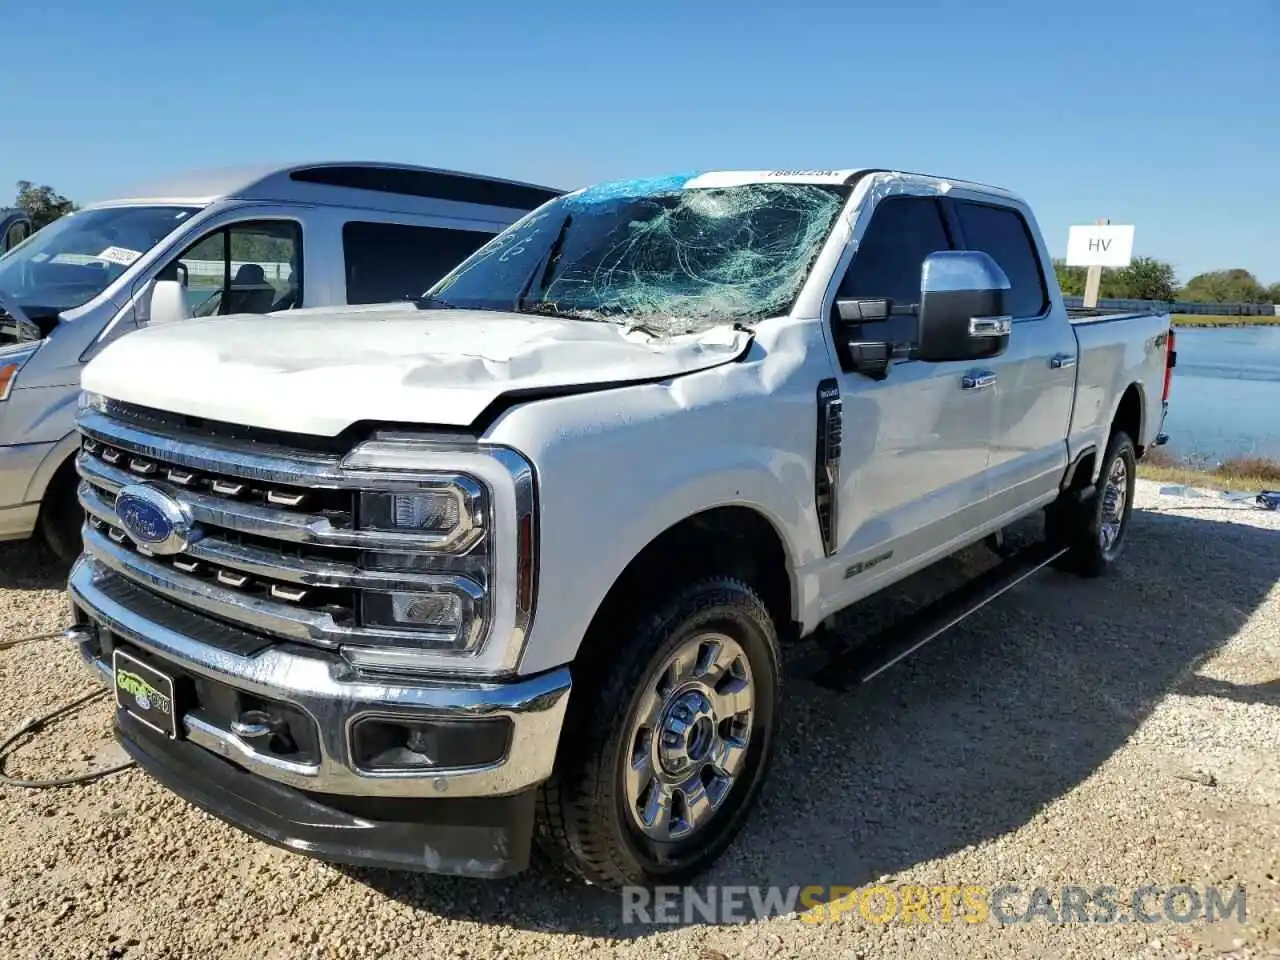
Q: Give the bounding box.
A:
[344,503,1278,938]
[0,538,68,591]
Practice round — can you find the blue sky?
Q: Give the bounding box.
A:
[2,0,1275,283]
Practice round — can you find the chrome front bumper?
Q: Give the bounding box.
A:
[67,555,572,799]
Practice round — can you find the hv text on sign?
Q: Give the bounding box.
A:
[1066,224,1135,268]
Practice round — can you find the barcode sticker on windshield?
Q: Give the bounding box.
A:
[96,246,143,267]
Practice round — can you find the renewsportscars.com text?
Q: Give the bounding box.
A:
[621,884,1248,926]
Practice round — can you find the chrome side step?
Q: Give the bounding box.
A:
[808,541,1069,692]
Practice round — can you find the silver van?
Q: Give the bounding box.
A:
[0,162,560,559]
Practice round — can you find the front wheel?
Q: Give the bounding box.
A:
[38,463,84,565]
[1050,430,1137,577]
[536,578,781,889]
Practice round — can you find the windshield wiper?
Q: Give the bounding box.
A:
[518,300,598,323]
[412,294,455,310]
[515,214,573,315]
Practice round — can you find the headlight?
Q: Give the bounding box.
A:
[77,389,107,413]
[359,481,485,549]
[0,344,40,401]
[339,436,537,677]
[361,580,487,650]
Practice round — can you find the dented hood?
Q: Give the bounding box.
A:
[81,305,752,436]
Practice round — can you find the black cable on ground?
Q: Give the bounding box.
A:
[0,628,66,651]
[0,627,136,788]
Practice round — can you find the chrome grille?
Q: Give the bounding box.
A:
[75,407,487,651]
[80,433,353,520]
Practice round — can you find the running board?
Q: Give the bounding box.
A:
[809,542,1069,692]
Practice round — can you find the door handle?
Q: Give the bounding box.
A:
[968,316,1013,338]
[962,371,997,390]
[1050,353,1077,370]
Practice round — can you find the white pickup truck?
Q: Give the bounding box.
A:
[65,168,1174,888]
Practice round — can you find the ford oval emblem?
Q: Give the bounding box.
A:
[115,484,196,555]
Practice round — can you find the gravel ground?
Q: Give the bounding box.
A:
[1,478,1276,959]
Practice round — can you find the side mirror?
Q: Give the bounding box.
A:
[916,251,1012,362]
[147,279,192,325]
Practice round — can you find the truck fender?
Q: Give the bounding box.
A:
[517,461,820,676]
[1075,380,1148,487]
[1105,380,1147,462]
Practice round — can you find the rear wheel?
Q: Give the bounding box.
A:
[536,578,781,889]
[1050,430,1137,577]
[38,463,84,564]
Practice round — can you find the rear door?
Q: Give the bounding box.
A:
[950,198,1076,515]
[821,193,997,611]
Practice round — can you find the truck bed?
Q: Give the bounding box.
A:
[1068,308,1172,465]
[1067,307,1163,324]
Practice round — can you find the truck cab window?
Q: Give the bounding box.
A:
[164,221,302,317]
[343,222,491,305]
[953,201,1048,318]
[837,197,953,344]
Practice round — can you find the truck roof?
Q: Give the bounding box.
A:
[568,168,1024,204]
[86,161,563,213]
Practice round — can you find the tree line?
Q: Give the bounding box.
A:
[10,180,1278,304]
[12,181,78,230]
[1053,257,1279,305]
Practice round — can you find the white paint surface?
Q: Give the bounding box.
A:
[81,306,752,436]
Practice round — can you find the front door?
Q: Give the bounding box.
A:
[820,193,996,613]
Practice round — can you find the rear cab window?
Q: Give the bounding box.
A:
[342,222,492,305]
[952,200,1049,318]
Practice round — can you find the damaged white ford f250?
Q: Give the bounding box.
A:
[65,168,1174,888]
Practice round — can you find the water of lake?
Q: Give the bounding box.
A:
[1161,325,1280,462]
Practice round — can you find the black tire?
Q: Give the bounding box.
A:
[38,463,84,565]
[536,578,781,889]
[1051,430,1137,578]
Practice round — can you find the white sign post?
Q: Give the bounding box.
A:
[1067,220,1136,309]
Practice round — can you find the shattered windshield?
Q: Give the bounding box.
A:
[424,176,849,335]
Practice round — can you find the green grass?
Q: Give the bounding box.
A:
[1171,313,1280,327]
[1137,448,1280,491]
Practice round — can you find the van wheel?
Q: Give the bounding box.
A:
[38,464,84,565]
[536,578,780,889]
[1051,431,1137,578]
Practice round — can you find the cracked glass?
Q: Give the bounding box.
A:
[423,178,850,336]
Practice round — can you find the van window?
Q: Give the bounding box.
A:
[953,201,1049,317]
[292,167,559,211]
[0,206,197,319]
[3,219,29,252]
[342,222,491,305]
[165,221,302,317]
